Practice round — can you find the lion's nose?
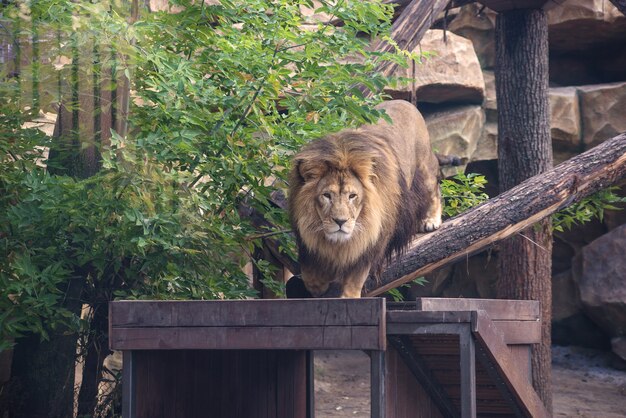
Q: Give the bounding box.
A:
[334,218,347,227]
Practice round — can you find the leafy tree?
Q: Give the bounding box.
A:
[1,0,403,414]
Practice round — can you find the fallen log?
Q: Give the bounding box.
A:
[364,132,626,296]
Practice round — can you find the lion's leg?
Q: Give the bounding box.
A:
[301,266,332,297]
[341,267,371,298]
[421,185,442,232]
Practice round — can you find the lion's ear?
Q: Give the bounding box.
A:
[295,158,325,183]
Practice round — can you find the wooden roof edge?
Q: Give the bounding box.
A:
[471,310,551,418]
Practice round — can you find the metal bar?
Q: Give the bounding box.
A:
[122,350,136,418]
[370,350,386,418]
[459,329,476,418]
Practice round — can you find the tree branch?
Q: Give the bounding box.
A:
[609,0,626,16]
[365,132,626,296]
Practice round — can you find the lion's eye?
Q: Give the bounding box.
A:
[349,193,357,200]
[322,192,331,199]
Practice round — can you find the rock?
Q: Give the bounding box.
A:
[577,224,626,338]
[547,0,626,53]
[552,313,611,349]
[448,4,497,69]
[473,121,497,162]
[548,1,626,85]
[482,70,497,123]
[385,30,485,105]
[578,82,626,149]
[612,337,626,362]
[423,105,484,174]
[549,87,581,153]
[552,270,582,322]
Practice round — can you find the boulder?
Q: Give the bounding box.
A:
[473,121,497,162]
[548,0,626,85]
[577,224,626,338]
[385,30,485,105]
[547,0,626,53]
[482,70,497,123]
[578,82,626,149]
[612,337,626,362]
[549,87,581,151]
[448,4,497,69]
[552,270,582,322]
[423,105,484,174]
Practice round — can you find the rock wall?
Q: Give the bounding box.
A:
[403,0,626,359]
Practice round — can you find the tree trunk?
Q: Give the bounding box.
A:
[3,277,83,418]
[76,302,111,416]
[494,9,553,412]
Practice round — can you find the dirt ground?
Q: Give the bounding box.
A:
[314,346,626,417]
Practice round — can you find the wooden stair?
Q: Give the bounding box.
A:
[386,298,550,418]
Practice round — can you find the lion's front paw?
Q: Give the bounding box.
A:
[420,215,442,232]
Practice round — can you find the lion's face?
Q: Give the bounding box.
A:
[314,171,364,242]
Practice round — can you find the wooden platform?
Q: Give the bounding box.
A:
[109,297,549,418]
[110,298,386,418]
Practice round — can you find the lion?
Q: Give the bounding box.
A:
[287,100,442,298]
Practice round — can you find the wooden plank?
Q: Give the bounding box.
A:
[110,298,384,328]
[133,349,307,418]
[388,336,458,418]
[110,325,384,351]
[388,323,468,337]
[496,321,541,345]
[416,298,540,321]
[472,311,550,418]
[509,345,532,384]
[385,345,445,418]
[387,311,473,324]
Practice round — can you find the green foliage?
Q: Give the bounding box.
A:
[440,173,489,217]
[552,187,626,232]
[386,277,428,302]
[1,0,402,349]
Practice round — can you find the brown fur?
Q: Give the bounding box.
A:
[288,100,441,298]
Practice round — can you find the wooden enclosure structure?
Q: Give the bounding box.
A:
[109,297,549,418]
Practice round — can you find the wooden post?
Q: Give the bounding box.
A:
[122,351,136,418]
[459,327,477,418]
[370,350,386,418]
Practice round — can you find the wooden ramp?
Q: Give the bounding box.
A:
[386,298,550,418]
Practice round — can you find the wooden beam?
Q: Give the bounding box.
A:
[109,298,387,351]
[365,0,451,93]
[471,311,551,418]
[416,298,539,321]
[365,133,626,296]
